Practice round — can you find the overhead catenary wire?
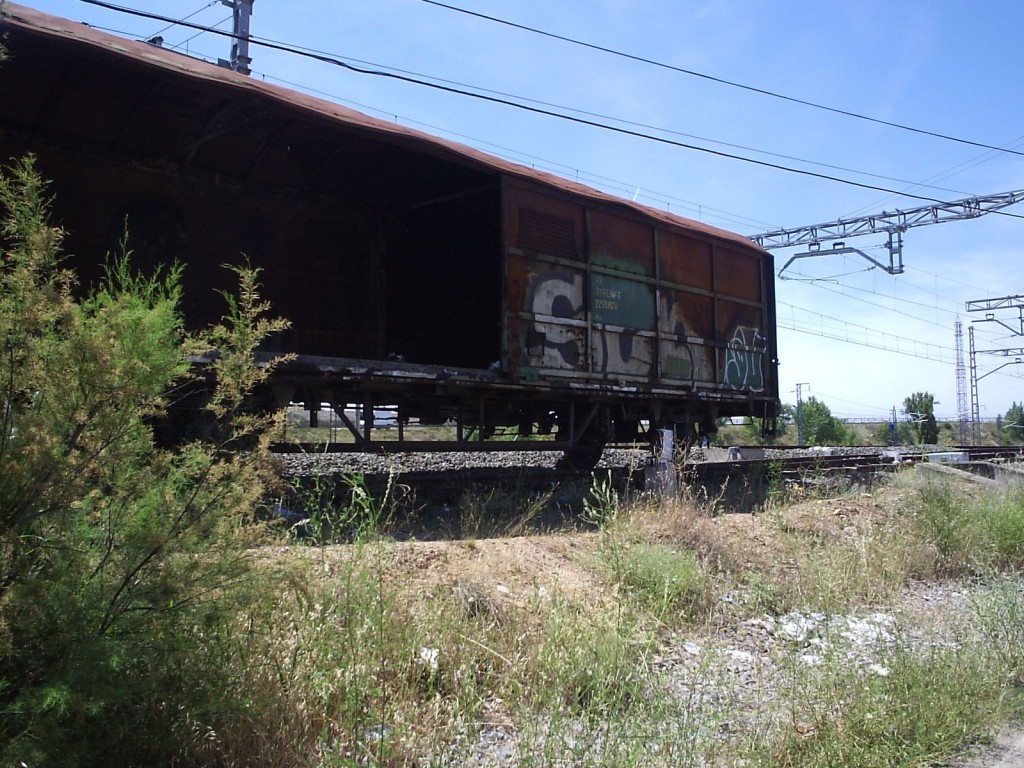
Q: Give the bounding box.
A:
[783,251,992,318]
[254,70,779,232]
[843,133,1024,219]
[144,0,217,42]
[71,0,1024,216]
[166,14,232,53]
[418,0,1024,160]
[782,271,972,330]
[776,301,954,363]
[781,259,1012,348]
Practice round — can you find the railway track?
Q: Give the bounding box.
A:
[273,445,1024,527]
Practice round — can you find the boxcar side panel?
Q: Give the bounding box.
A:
[504,178,776,408]
[504,184,589,376]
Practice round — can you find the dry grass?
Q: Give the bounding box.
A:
[191,466,1024,765]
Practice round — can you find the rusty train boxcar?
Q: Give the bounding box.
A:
[0,4,779,463]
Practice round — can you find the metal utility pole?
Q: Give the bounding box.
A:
[218,0,254,75]
[750,189,1024,277]
[967,294,1024,445]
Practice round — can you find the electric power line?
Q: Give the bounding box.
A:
[145,0,217,41]
[417,0,1024,160]
[69,5,1024,337]
[254,70,778,231]
[33,4,1024,402]
[72,0,1024,215]
[166,14,231,53]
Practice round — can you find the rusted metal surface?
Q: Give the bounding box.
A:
[0,3,760,251]
[0,3,779,453]
[504,180,775,403]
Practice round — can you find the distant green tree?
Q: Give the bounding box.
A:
[740,405,792,445]
[1002,402,1024,445]
[874,420,898,446]
[903,392,939,445]
[798,396,857,446]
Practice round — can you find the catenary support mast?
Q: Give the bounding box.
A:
[751,189,1024,276]
[218,0,254,75]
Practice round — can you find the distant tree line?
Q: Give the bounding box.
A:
[728,391,1024,447]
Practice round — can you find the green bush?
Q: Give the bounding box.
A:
[0,157,286,765]
[914,481,1024,574]
[760,641,1004,767]
[613,541,713,622]
[534,599,644,716]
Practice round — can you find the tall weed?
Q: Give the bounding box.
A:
[0,158,286,765]
[971,574,1024,687]
[759,640,1005,767]
[611,541,714,623]
[914,478,1024,574]
[454,484,554,539]
[289,470,398,544]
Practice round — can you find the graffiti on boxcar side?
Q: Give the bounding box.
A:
[524,271,585,368]
[589,273,655,375]
[658,293,713,382]
[525,269,650,374]
[591,326,653,375]
[723,325,766,391]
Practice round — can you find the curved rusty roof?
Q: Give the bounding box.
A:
[0,2,764,253]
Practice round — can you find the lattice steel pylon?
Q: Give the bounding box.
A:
[954,320,969,445]
[969,326,980,445]
[967,294,1024,445]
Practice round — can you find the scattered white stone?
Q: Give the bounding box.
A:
[725,648,753,663]
[418,645,440,672]
[839,614,895,646]
[364,724,391,742]
[745,617,775,631]
[779,614,821,643]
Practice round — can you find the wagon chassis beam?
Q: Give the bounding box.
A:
[274,393,610,454]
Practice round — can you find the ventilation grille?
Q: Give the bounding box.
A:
[519,209,578,260]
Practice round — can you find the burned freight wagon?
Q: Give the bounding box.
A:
[0,4,779,465]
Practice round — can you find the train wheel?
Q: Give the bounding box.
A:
[557,440,606,473]
[556,405,609,472]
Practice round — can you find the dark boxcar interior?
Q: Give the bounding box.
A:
[0,19,505,368]
[384,187,502,369]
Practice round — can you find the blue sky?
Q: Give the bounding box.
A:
[14,0,1024,422]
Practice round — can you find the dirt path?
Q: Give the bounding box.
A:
[957,732,1024,767]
